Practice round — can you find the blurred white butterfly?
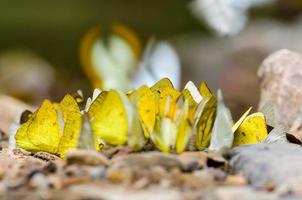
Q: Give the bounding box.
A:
[131,38,181,89]
[80,24,181,91]
[189,0,275,36]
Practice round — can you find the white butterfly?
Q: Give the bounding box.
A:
[131,39,181,89]
[86,35,181,90]
[189,0,275,36]
[209,90,234,153]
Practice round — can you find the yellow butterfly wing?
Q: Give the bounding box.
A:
[117,90,146,151]
[151,116,177,153]
[195,96,217,150]
[199,81,213,98]
[233,113,268,147]
[57,94,83,157]
[175,101,192,153]
[87,89,128,146]
[182,82,201,123]
[232,107,252,132]
[15,113,39,152]
[151,77,174,90]
[15,100,61,154]
[130,85,156,138]
[87,91,108,118]
[151,78,180,118]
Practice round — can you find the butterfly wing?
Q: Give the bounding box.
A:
[195,96,217,150]
[182,81,202,123]
[15,100,61,154]
[77,113,97,150]
[233,112,268,147]
[80,24,141,90]
[151,78,181,118]
[57,94,83,157]
[175,100,192,153]
[199,81,213,98]
[127,104,146,151]
[87,89,128,146]
[150,117,177,153]
[264,126,287,144]
[232,107,252,132]
[209,90,234,153]
[131,40,181,89]
[130,85,156,138]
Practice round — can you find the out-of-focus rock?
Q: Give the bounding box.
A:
[177,151,208,171]
[0,95,33,136]
[66,150,109,166]
[227,143,302,192]
[204,186,277,200]
[110,152,183,171]
[106,152,183,185]
[64,165,106,180]
[28,172,50,191]
[223,175,247,186]
[258,49,302,140]
[0,148,47,191]
[0,49,54,104]
[55,184,183,200]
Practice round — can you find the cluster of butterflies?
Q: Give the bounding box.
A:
[13,23,292,159]
[13,78,281,159]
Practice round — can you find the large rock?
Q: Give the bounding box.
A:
[228,143,302,193]
[258,49,302,139]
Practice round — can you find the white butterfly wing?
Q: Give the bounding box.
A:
[189,0,274,36]
[209,90,234,153]
[131,40,181,89]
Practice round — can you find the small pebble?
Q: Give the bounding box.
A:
[66,150,109,166]
[111,152,183,171]
[34,152,61,162]
[89,166,106,180]
[45,162,57,174]
[29,172,50,191]
[224,175,247,185]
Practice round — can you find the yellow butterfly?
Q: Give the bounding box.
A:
[207,90,268,152]
[86,87,147,151]
[175,100,192,153]
[150,78,181,119]
[199,81,213,98]
[123,88,146,151]
[182,81,202,123]
[150,97,192,154]
[87,89,129,147]
[15,94,82,158]
[194,82,217,150]
[128,85,156,138]
[232,111,268,147]
[80,24,142,90]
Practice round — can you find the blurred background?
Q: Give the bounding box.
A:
[1,0,302,118]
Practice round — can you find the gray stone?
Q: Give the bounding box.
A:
[227,143,302,190]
